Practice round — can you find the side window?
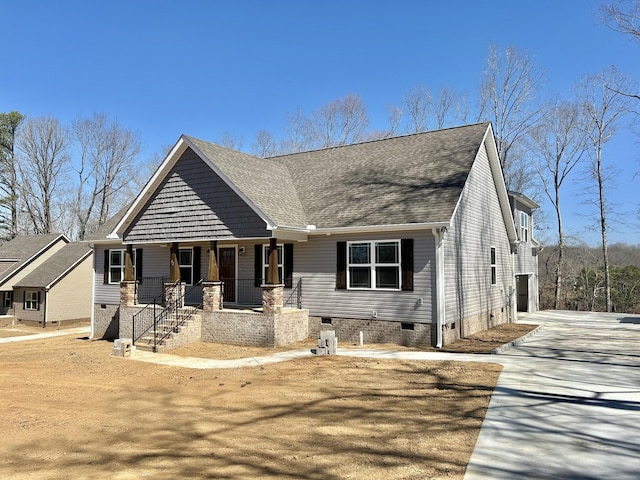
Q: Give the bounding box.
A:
[490,247,497,285]
[520,212,529,242]
[4,291,12,308]
[108,249,136,284]
[347,240,401,290]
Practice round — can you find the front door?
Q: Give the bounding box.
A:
[219,247,236,303]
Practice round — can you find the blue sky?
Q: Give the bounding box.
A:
[2,0,639,245]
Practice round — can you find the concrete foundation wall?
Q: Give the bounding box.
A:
[309,316,431,347]
[442,306,509,345]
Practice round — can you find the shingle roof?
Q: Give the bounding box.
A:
[0,234,67,284]
[185,136,308,228]
[269,123,490,228]
[15,242,92,288]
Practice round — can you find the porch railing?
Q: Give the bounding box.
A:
[135,276,166,304]
[132,280,203,352]
[221,278,302,308]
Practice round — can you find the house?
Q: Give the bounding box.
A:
[91,122,537,349]
[0,234,93,327]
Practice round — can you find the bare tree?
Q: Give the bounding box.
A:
[71,113,141,239]
[403,85,432,133]
[16,116,69,234]
[601,1,640,42]
[0,111,25,239]
[217,131,244,151]
[251,129,279,157]
[530,100,588,308]
[478,43,545,191]
[576,66,635,312]
[433,87,456,129]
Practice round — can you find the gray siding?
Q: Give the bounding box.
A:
[444,143,513,325]
[124,148,269,243]
[293,231,434,324]
[513,202,538,275]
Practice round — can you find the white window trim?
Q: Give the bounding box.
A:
[179,248,194,286]
[24,290,38,310]
[108,248,136,285]
[346,239,402,291]
[490,246,497,286]
[263,244,284,284]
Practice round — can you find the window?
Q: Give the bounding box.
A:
[4,291,12,308]
[24,291,38,310]
[490,247,497,285]
[179,248,193,285]
[108,249,136,284]
[520,212,529,242]
[263,244,284,283]
[347,240,401,290]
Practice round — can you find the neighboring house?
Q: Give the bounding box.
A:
[13,242,93,326]
[509,191,542,314]
[91,122,537,348]
[0,234,69,317]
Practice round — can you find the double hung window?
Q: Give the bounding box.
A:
[490,247,497,285]
[24,291,38,310]
[108,249,136,284]
[347,240,401,290]
[520,212,529,242]
[179,248,193,285]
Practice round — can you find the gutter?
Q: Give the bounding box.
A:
[432,226,447,348]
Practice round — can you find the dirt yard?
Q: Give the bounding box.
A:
[0,323,534,479]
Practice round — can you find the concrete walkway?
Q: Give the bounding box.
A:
[0,326,90,344]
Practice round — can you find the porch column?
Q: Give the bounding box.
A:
[263,237,284,314]
[169,242,181,283]
[208,241,219,281]
[124,244,135,282]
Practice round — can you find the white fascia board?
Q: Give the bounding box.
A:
[184,137,276,231]
[309,222,450,236]
[482,125,518,243]
[111,137,189,237]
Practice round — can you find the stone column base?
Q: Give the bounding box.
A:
[120,281,137,307]
[203,281,222,312]
[262,284,284,315]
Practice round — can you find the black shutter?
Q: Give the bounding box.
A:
[284,243,294,288]
[254,244,263,287]
[103,249,109,284]
[401,239,414,291]
[336,241,347,289]
[37,291,41,311]
[135,249,143,282]
[193,247,201,283]
[22,291,25,308]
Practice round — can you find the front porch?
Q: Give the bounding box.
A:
[119,275,308,352]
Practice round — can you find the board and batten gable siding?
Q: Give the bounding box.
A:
[293,231,434,323]
[2,238,66,290]
[47,254,93,322]
[124,148,269,243]
[443,142,513,325]
[93,245,169,305]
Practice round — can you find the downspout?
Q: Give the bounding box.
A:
[432,227,446,348]
[43,288,48,329]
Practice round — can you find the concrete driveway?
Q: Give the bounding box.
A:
[464,310,640,480]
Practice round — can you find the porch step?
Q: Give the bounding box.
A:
[134,311,201,353]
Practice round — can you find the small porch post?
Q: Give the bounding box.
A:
[263,237,284,314]
[120,245,137,307]
[203,241,222,312]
